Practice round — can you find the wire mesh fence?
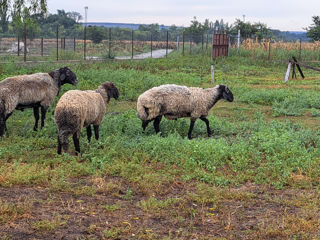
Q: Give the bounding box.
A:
[1,24,320,63]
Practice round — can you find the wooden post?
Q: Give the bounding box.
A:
[292,56,305,79]
[64,37,66,50]
[84,26,87,60]
[151,32,153,58]
[41,37,43,56]
[17,36,20,56]
[56,26,59,61]
[284,62,292,82]
[166,31,168,58]
[109,28,111,58]
[182,32,185,56]
[74,37,76,52]
[131,30,134,59]
[24,23,26,62]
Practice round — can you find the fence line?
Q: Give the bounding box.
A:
[0,25,320,63]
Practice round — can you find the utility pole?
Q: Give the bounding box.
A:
[84,6,88,27]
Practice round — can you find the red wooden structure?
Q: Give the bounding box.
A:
[212,34,229,59]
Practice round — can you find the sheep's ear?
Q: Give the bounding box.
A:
[48,71,55,78]
[107,87,119,100]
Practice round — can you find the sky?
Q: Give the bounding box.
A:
[48,0,320,31]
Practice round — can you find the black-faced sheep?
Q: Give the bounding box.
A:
[137,84,233,139]
[54,81,119,154]
[0,67,78,137]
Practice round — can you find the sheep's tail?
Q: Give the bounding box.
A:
[0,99,5,137]
[136,101,149,120]
[58,128,72,153]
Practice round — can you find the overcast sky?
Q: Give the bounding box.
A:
[48,0,319,31]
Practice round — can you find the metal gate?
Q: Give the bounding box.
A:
[212,34,229,59]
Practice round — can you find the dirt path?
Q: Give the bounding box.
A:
[115,49,174,60]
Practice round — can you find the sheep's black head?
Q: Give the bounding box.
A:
[58,67,78,86]
[219,85,234,102]
[101,81,119,102]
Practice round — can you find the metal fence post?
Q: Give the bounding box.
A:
[108,28,111,58]
[189,35,192,55]
[84,26,87,60]
[131,30,134,59]
[201,34,204,51]
[182,32,185,56]
[268,41,271,61]
[74,37,76,52]
[24,23,27,62]
[166,31,168,58]
[151,32,153,58]
[206,34,208,50]
[64,37,66,50]
[17,36,20,57]
[299,38,302,60]
[56,25,59,61]
[41,37,43,56]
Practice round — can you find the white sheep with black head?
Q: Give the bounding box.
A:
[137,84,233,139]
[0,67,78,137]
[54,81,119,154]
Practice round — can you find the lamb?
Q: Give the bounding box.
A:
[136,84,233,139]
[54,81,119,154]
[0,67,78,137]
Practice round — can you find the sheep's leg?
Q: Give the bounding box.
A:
[153,116,162,134]
[73,133,80,154]
[4,113,12,133]
[142,120,151,132]
[86,125,92,142]
[0,119,5,137]
[200,117,211,137]
[188,118,196,140]
[40,106,48,129]
[33,106,40,131]
[57,136,62,154]
[93,125,99,140]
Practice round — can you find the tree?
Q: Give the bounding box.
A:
[87,26,105,44]
[230,19,272,40]
[1,0,46,36]
[0,0,9,32]
[306,16,320,41]
[13,7,40,39]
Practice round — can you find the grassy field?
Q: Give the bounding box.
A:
[1,49,320,239]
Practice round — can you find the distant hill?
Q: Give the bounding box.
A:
[271,30,310,42]
[85,22,169,30]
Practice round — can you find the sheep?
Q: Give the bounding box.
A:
[0,67,78,137]
[54,81,119,154]
[137,84,234,139]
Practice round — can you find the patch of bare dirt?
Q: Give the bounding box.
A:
[0,181,319,239]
